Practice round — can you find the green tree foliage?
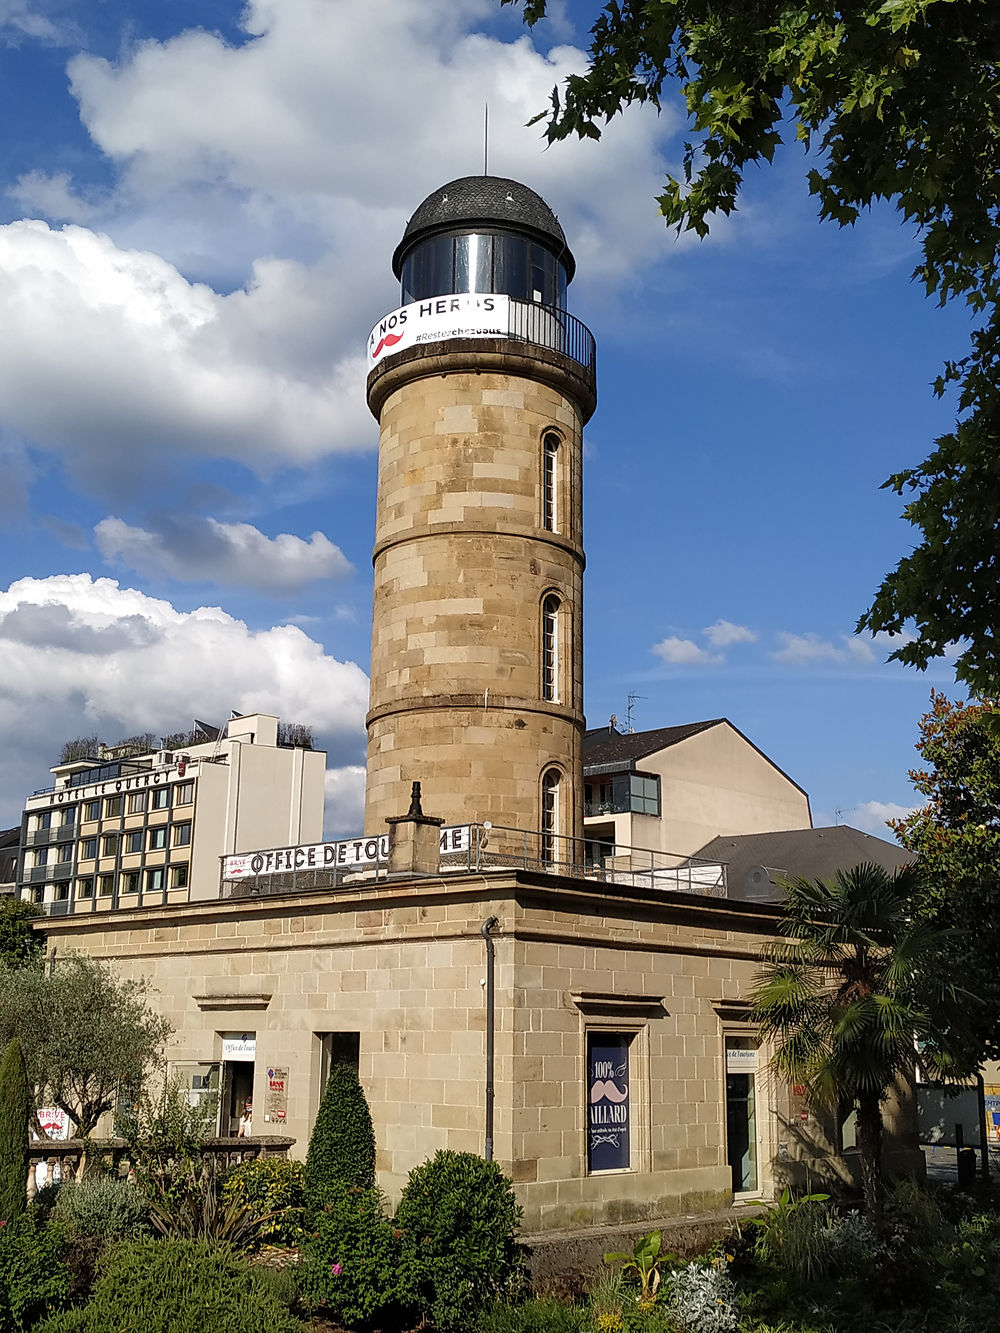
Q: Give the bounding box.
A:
[0,955,172,1137]
[749,863,974,1227]
[891,692,1000,1058]
[504,0,1000,693]
[395,1150,524,1332]
[304,1063,376,1204]
[0,1213,69,1332]
[0,1039,29,1223]
[34,1237,302,1333]
[0,898,45,970]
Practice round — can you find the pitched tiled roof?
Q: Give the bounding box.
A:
[694,825,915,902]
[582,719,725,771]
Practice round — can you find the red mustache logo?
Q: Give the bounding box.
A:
[371,331,404,359]
[590,1079,628,1104]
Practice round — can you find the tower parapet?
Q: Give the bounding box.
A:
[364,176,595,843]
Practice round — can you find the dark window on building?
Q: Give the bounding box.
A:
[32,849,47,869]
[584,773,660,818]
[105,795,123,818]
[33,886,44,904]
[127,792,147,814]
[170,863,189,889]
[542,432,559,532]
[58,843,73,863]
[84,800,100,822]
[81,838,97,860]
[148,827,168,851]
[77,877,94,898]
[146,867,165,893]
[98,875,113,897]
[541,767,560,863]
[102,834,118,857]
[61,807,77,827]
[176,781,195,805]
[36,812,51,831]
[541,595,559,702]
[126,831,143,854]
[55,882,69,901]
[151,787,171,811]
[173,822,192,848]
[318,1032,361,1099]
[123,871,140,895]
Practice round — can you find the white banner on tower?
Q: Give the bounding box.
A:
[368,295,510,367]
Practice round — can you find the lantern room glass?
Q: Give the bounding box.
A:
[401,231,568,308]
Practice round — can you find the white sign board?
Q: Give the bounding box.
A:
[726,1046,759,1074]
[368,295,509,368]
[224,825,471,881]
[33,1107,70,1141]
[221,1035,256,1062]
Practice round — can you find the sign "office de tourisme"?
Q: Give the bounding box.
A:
[223,825,472,880]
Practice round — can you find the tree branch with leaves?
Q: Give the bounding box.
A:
[504,0,1000,692]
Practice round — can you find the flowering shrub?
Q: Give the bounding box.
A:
[298,1180,412,1331]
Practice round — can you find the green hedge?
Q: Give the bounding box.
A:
[35,1237,302,1333]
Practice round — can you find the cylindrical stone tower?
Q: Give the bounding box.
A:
[364,176,596,848]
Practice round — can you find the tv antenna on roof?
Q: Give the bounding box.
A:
[626,692,645,734]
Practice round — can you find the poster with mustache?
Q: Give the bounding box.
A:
[587,1035,631,1172]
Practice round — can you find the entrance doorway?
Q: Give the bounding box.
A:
[218,1032,256,1137]
[725,1037,760,1194]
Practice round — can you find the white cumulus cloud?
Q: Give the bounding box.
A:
[0,574,369,826]
[703,619,757,648]
[95,515,351,591]
[652,636,721,667]
[324,765,366,840]
[846,801,917,836]
[0,221,371,495]
[773,632,878,665]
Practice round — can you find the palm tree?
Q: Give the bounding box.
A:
[749,861,975,1227]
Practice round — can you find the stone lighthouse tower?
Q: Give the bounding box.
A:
[364,176,596,850]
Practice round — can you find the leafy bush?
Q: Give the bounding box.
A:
[299,1180,412,1331]
[665,1262,737,1333]
[395,1149,524,1332]
[305,1063,375,1206]
[119,1068,216,1217]
[0,1039,30,1224]
[34,1237,302,1333]
[52,1177,149,1241]
[221,1157,305,1245]
[0,1213,69,1331]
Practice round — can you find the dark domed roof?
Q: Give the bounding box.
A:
[392,175,575,282]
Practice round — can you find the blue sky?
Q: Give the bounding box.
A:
[0,0,969,837]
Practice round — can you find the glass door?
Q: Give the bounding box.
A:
[725,1038,760,1193]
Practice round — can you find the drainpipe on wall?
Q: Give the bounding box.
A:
[481,915,499,1162]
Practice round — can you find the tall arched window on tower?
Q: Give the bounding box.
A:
[542,431,559,532]
[541,768,561,864]
[541,594,560,702]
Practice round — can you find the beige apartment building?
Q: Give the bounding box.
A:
[583,721,812,862]
[17,713,325,915]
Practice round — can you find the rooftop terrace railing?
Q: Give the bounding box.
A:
[220,823,726,901]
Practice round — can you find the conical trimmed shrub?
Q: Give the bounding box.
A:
[0,1038,30,1223]
[305,1063,375,1204]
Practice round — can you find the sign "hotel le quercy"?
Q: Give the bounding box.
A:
[223,825,472,880]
